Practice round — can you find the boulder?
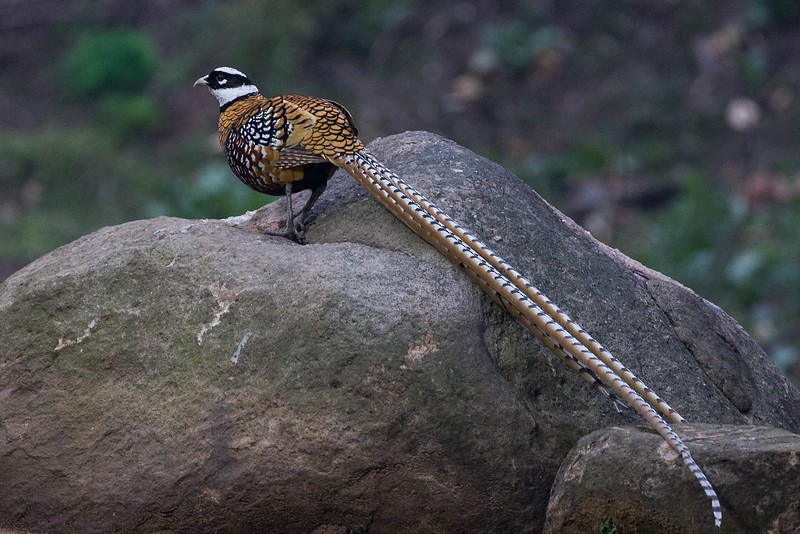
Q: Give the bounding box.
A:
[544,425,800,533]
[1,131,798,532]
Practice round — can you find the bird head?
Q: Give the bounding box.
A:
[194,67,258,108]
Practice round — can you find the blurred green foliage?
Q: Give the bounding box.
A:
[162,164,269,220]
[99,95,161,140]
[517,141,613,201]
[599,519,621,534]
[63,30,157,98]
[0,128,139,257]
[480,20,567,76]
[638,175,800,375]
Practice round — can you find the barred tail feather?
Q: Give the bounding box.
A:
[340,154,616,399]
[360,151,686,425]
[337,149,721,528]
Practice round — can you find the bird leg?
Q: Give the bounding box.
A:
[265,183,304,243]
[292,182,327,232]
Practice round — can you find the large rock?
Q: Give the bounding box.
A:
[1,131,798,532]
[544,425,800,533]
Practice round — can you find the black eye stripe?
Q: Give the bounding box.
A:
[209,71,251,89]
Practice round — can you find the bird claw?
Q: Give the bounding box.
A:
[265,220,306,243]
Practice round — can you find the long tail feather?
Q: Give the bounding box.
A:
[361,152,686,424]
[336,149,722,528]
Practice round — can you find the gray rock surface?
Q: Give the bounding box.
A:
[544,425,800,533]
[1,131,798,532]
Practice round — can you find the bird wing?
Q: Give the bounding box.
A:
[274,146,328,169]
[280,98,319,148]
[281,94,365,158]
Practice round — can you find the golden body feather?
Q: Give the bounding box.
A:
[217,94,363,196]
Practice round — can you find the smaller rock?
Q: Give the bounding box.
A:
[544,424,800,533]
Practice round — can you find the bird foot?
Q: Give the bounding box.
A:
[265,221,307,244]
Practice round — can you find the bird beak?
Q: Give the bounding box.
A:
[193,76,209,87]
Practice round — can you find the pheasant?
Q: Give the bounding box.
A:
[194,67,360,241]
[194,66,722,527]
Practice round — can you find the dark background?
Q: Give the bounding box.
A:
[1,0,798,384]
